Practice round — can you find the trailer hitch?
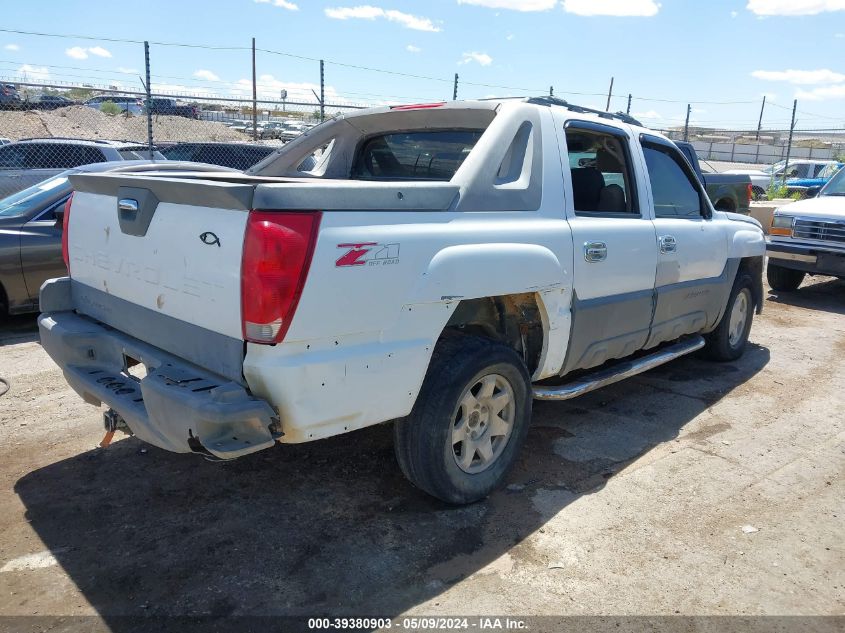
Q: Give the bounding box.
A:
[99,408,131,448]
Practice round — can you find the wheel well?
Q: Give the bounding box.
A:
[714,198,735,212]
[738,256,764,314]
[442,293,544,375]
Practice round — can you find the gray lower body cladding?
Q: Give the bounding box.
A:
[562,258,743,374]
[38,280,277,459]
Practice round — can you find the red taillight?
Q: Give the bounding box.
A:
[241,211,321,344]
[746,183,753,205]
[61,193,73,273]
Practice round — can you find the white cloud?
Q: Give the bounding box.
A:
[4,43,19,51]
[230,73,355,105]
[194,69,221,81]
[88,46,112,58]
[796,84,845,100]
[325,6,441,31]
[17,64,50,81]
[254,0,299,9]
[65,45,112,60]
[406,44,422,53]
[506,33,515,40]
[65,46,88,60]
[457,0,557,10]
[747,0,845,15]
[731,10,739,17]
[751,68,845,84]
[563,0,660,16]
[633,110,662,119]
[117,67,139,74]
[836,32,844,37]
[460,51,493,66]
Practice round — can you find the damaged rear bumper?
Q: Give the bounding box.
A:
[38,289,278,460]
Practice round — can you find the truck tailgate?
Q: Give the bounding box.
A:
[67,174,253,343]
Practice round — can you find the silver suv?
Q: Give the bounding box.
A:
[0,138,164,197]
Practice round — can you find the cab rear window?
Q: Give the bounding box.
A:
[352,130,483,181]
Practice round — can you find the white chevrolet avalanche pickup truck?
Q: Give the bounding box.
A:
[38,98,766,504]
[766,165,845,291]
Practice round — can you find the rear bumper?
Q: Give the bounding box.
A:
[39,281,278,459]
[766,241,845,277]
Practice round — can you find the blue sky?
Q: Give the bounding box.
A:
[1,0,844,130]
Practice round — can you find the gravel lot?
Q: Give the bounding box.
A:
[0,106,244,143]
[0,277,842,629]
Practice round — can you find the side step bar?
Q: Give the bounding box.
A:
[533,336,705,401]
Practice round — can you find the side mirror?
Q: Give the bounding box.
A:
[805,186,821,199]
[53,208,64,229]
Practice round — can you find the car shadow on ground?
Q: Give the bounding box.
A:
[766,277,845,315]
[13,343,769,628]
[0,314,39,346]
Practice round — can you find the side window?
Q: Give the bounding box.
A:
[34,195,70,223]
[642,143,704,218]
[79,147,107,165]
[28,144,58,169]
[0,145,27,168]
[784,163,807,178]
[564,126,636,214]
[813,164,827,177]
[161,145,196,162]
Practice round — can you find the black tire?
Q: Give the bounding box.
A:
[751,186,767,201]
[393,334,532,505]
[702,272,755,362]
[767,263,805,292]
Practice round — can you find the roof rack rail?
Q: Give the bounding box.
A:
[527,96,642,127]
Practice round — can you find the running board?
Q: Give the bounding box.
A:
[533,336,705,401]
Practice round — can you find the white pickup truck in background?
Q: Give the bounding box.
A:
[766,165,845,291]
[38,98,765,504]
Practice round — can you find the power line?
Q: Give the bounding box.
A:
[1,27,842,120]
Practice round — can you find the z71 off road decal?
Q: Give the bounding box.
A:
[336,242,400,267]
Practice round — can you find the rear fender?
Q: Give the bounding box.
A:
[406,242,570,379]
[408,242,565,303]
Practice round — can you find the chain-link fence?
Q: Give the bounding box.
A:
[0,81,367,197]
[1,25,844,200]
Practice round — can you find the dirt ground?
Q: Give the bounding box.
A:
[0,277,842,629]
[0,106,244,143]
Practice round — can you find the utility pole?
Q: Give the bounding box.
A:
[320,59,325,122]
[550,86,554,97]
[143,41,154,159]
[755,95,766,141]
[626,93,632,115]
[251,37,257,141]
[605,77,614,111]
[453,73,459,101]
[782,99,798,187]
[683,104,691,142]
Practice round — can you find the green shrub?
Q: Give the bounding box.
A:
[99,101,122,115]
[766,183,789,199]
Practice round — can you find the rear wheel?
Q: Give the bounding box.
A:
[702,273,755,362]
[751,186,767,201]
[767,263,805,292]
[393,334,531,504]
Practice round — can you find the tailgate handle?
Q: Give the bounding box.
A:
[117,187,159,237]
[118,198,139,216]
